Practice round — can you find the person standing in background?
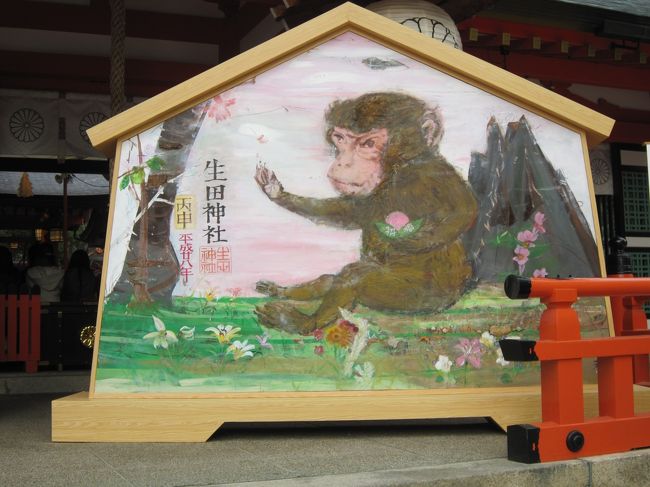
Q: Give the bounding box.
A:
[25,243,64,303]
[61,249,99,302]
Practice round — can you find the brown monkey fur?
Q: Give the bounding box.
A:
[254,92,478,334]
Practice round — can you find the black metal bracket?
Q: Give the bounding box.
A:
[507,424,541,463]
[499,339,538,361]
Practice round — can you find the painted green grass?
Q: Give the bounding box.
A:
[94,284,608,393]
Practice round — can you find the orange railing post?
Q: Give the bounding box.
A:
[607,236,650,385]
[501,274,650,463]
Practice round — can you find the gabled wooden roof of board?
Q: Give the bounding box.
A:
[87,1,614,156]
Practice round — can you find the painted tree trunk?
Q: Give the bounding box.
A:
[115,104,208,306]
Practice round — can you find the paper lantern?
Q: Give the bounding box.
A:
[366,0,462,49]
[17,172,33,198]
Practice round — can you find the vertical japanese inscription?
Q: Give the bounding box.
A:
[202,158,231,273]
[178,233,194,284]
[200,245,231,273]
[174,195,195,230]
[203,158,228,243]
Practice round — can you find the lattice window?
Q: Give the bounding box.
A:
[622,171,650,232]
[629,251,650,315]
[630,252,650,277]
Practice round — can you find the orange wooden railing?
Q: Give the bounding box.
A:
[501,275,650,463]
[607,236,650,385]
[0,286,41,373]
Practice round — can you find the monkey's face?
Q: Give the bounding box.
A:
[327,127,387,196]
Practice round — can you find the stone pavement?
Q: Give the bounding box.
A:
[0,373,649,486]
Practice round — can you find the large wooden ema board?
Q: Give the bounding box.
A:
[52,3,650,442]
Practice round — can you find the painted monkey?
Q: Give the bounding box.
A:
[254,92,477,334]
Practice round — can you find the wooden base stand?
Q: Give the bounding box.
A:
[51,385,650,442]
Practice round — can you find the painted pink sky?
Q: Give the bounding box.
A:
[112,32,595,298]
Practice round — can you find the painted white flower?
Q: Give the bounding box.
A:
[340,308,371,378]
[353,362,375,389]
[206,324,240,344]
[480,331,496,348]
[435,354,453,373]
[179,326,195,340]
[496,347,510,367]
[386,336,402,348]
[227,340,255,360]
[143,316,178,349]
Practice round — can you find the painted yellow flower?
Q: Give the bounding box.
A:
[326,321,356,347]
[204,289,217,302]
[227,340,255,360]
[206,324,240,344]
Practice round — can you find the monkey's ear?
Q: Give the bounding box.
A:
[421,107,444,149]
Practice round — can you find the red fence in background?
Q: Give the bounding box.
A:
[0,288,41,373]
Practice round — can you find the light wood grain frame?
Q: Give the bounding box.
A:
[53,2,627,442]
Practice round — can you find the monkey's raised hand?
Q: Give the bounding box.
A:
[256,280,286,297]
[255,164,283,199]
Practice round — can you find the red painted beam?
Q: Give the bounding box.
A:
[0,75,174,99]
[3,1,234,44]
[549,87,650,144]
[553,87,650,124]
[0,51,208,82]
[215,2,274,62]
[234,2,276,38]
[610,121,650,144]
[0,51,209,97]
[464,46,650,91]
[459,16,650,56]
[595,99,650,124]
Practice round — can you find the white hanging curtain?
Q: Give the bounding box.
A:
[62,97,110,159]
[0,93,111,159]
[0,95,60,157]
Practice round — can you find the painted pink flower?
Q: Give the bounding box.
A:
[314,345,324,356]
[385,211,410,231]
[533,212,546,234]
[533,268,548,278]
[255,332,273,350]
[454,338,483,368]
[207,95,235,121]
[513,245,529,274]
[313,328,324,341]
[142,142,156,159]
[517,230,538,247]
[227,287,242,298]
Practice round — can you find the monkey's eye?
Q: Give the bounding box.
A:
[332,133,345,144]
[360,138,375,148]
